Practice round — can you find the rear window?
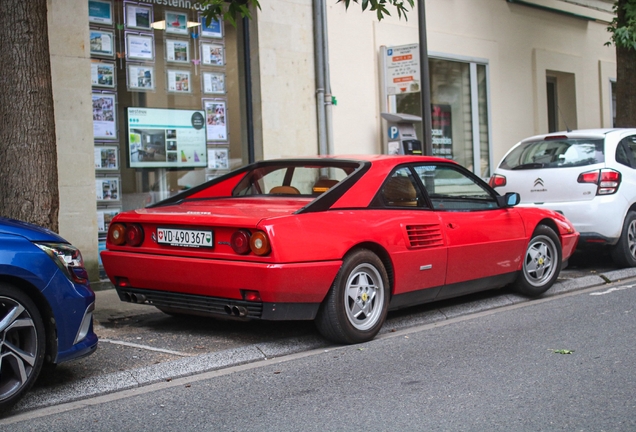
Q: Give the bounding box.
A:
[233,164,351,196]
[499,138,604,170]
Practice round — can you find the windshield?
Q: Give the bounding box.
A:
[499,138,604,170]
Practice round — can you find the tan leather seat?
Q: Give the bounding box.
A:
[269,185,301,195]
[383,176,418,207]
[312,179,339,194]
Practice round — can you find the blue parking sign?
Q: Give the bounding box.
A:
[388,126,399,139]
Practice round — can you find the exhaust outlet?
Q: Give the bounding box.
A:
[129,293,147,304]
[224,305,233,315]
[232,306,248,317]
[122,292,132,302]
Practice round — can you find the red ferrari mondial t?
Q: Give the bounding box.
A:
[101,155,578,344]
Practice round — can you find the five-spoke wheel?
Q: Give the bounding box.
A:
[514,225,562,297]
[343,263,385,332]
[316,249,389,344]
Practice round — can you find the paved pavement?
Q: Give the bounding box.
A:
[10,264,636,415]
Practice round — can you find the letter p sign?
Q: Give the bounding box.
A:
[388,126,399,140]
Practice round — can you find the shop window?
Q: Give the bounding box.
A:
[394,57,492,178]
[89,0,248,278]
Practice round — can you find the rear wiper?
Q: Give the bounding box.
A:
[511,163,545,170]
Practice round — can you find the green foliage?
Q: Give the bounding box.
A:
[606,0,636,50]
[339,0,415,21]
[199,0,261,28]
[199,0,414,26]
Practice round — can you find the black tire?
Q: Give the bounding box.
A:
[513,225,562,297]
[610,211,636,268]
[315,249,389,344]
[0,283,46,413]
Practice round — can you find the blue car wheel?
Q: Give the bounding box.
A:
[0,283,45,412]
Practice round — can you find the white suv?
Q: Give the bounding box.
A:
[490,128,636,267]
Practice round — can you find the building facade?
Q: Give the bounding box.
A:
[46,0,617,280]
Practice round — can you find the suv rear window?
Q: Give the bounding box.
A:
[499,138,605,170]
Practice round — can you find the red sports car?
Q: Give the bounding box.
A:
[101,155,578,344]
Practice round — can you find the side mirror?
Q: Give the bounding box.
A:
[496,192,520,208]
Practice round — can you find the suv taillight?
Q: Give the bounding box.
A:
[489,174,507,188]
[577,169,621,195]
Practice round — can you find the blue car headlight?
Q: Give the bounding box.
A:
[35,242,89,285]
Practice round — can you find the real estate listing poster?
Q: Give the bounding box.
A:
[92,93,117,139]
[94,146,119,170]
[91,61,116,88]
[96,177,120,201]
[127,107,207,169]
[203,100,227,141]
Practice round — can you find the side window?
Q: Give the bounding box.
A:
[616,136,636,168]
[414,164,497,211]
[381,167,423,208]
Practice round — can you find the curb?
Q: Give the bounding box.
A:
[13,268,636,414]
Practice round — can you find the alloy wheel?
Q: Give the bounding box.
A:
[627,219,636,260]
[0,296,39,402]
[523,235,558,287]
[344,263,385,331]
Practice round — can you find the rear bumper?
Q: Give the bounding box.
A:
[116,286,321,320]
[101,251,342,319]
[519,195,627,244]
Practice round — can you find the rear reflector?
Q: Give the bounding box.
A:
[242,290,262,302]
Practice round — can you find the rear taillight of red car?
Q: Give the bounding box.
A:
[108,223,144,246]
[577,168,621,195]
[230,229,252,254]
[489,174,507,188]
[230,229,271,256]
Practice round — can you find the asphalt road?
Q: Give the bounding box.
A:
[5,249,636,417]
[3,272,636,430]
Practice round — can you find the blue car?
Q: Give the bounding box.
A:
[0,217,97,411]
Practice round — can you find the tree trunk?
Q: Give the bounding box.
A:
[0,0,59,231]
[615,0,636,128]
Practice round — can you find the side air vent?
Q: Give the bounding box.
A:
[405,224,444,249]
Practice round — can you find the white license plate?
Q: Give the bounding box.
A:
[157,228,213,248]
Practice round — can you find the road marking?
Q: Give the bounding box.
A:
[100,338,192,357]
[590,284,636,296]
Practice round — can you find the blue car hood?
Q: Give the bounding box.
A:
[0,217,67,243]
